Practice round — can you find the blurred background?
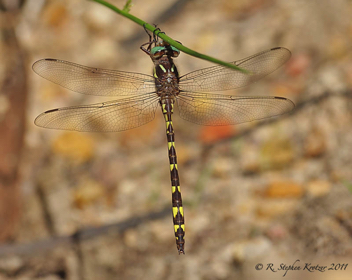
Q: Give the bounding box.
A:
[1,0,352,279]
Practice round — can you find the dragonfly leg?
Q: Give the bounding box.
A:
[143,23,152,43]
[140,24,155,55]
[140,24,170,55]
[141,24,163,55]
[140,42,152,55]
[152,27,165,43]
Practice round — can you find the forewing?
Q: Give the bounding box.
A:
[176,92,294,126]
[34,95,159,132]
[179,47,291,92]
[32,59,155,97]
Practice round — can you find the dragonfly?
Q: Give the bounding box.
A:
[33,30,294,254]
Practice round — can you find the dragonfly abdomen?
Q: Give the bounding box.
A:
[161,98,185,254]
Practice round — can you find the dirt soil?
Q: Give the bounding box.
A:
[0,0,352,279]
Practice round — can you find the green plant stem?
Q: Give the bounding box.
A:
[90,0,250,74]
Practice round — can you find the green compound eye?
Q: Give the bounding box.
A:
[151,46,166,56]
[169,46,180,55]
[151,46,180,58]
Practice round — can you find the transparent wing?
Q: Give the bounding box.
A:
[176,92,294,126]
[32,59,155,97]
[34,95,159,132]
[179,47,291,92]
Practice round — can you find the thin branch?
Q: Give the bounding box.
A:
[122,0,132,13]
[89,0,249,73]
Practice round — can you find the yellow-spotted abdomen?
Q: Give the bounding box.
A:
[162,98,185,254]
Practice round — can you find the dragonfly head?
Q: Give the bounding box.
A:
[150,44,180,60]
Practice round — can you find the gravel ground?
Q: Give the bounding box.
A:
[0,0,352,279]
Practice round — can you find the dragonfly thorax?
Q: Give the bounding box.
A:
[153,56,180,98]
